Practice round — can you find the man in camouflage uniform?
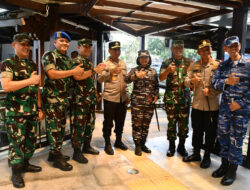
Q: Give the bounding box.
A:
[1,33,43,188]
[211,36,249,186]
[159,40,192,157]
[71,38,104,163]
[125,50,159,156]
[42,31,84,171]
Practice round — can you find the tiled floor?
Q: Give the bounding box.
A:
[0,109,249,190]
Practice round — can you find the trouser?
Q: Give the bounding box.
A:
[217,104,249,165]
[131,105,154,145]
[45,103,67,153]
[103,99,127,139]
[191,108,218,152]
[165,103,189,141]
[71,103,96,148]
[6,115,37,166]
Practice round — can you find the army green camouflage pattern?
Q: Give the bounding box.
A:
[44,103,67,152]
[77,38,92,46]
[72,56,97,104]
[13,33,32,44]
[160,57,192,105]
[6,116,37,166]
[1,55,38,117]
[71,56,97,148]
[71,103,95,148]
[165,103,189,141]
[42,49,72,105]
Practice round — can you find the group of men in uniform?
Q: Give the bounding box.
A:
[0,31,249,188]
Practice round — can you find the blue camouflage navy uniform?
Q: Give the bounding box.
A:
[211,55,250,165]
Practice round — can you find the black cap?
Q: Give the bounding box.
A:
[198,39,212,49]
[109,41,121,49]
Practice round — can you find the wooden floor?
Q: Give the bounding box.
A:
[0,110,249,190]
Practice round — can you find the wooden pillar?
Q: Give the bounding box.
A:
[231,4,248,54]
[96,31,103,111]
[48,4,60,50]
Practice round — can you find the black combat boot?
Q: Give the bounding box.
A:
[141,137,151,153]
[167,140,175,157]
[104,138,114,155]
[135,144,142,156]
[221,163,238,186]
[200,151,211,169]
[114,135,128,150]
[73,148,88,164]
[23,160,42,173]
[48,151,70,162]
[82,136,99,155]
[177,138,188,157]
[11,164,25,188]
[212,158,229,178]
[183,148,201,162]
[53,153,73,171]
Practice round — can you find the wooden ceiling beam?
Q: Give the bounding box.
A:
[89,8,172,22]
[113,19,162,27]
[188,0,242,8]
[95,0,188,17]
[145,0,213,10]
[4,0,46,12]
[137,8,231,36]
[51,0,87,3]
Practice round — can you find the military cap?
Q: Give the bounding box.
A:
[224,36,240,47]
[198,39,212,49]
[54,31,71,42]
[13,33,32,44]
[78,38,92,46]
[109,41,121,49]
[138,50,150,57]
[172,40,184,47]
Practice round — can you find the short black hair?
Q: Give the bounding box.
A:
[136,55,152,67]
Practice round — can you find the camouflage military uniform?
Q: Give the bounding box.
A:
[1,55,38,166]
[71,56,97,148]
[125,66,159,145]
[160,57,191,141]
[211,55,250,165]
[42,49,72,153]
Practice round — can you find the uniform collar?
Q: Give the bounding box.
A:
[15,54,28,62]
[54,49,67,57]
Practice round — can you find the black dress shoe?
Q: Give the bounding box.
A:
[221,164,238,186]
[23,161,42,173]
[48,151,70,162]
[53,156,73,171]
[212,158,229,178]
[82,146,100,155]
[114,141,128,150]
[183,153,201,162]
[141,145,151,153]
[200,152,211,169]
[104,144,114,155]
[73,149,88,164]
[11,165,25,188]
[135,145,142,156]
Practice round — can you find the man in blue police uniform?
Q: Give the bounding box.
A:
[211,36,249,186]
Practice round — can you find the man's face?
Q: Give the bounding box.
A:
[109,48,121,59]
[54,38,69,54]
[78,45,92,58]
[12,41,30,59]
[171,46,184,58]
[198,46,212,59]
[224,43,241,58]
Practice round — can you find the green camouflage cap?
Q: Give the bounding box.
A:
[78,38,92,46]
[172,40,184,47]
[13,33,32,44]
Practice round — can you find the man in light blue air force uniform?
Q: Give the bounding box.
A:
[211,36,249,186]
